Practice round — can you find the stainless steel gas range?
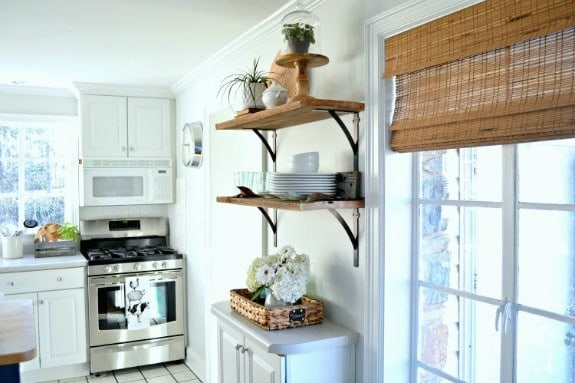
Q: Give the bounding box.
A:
[79,218,186,373]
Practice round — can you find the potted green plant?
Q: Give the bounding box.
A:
[58,222,79,241]
[217,57,270,110]
[282,22,316,53]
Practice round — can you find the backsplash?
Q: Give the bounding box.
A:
[79,204,169,220]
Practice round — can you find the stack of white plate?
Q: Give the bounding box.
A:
[268,172,337,197]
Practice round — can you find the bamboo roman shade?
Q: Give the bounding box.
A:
[384,0,575,152]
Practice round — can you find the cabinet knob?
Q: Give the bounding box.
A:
[39,300,44,304]
[235,343,242,351]
[57,276,64,282]
[241,346,249,353]
[122,146,127,152]
[129,146,135,152]
[8,281,14,286]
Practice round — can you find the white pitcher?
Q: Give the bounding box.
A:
[262,81,288,109]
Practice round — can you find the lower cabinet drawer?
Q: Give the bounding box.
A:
[0,267,85,294]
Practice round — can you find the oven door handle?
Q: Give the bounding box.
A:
[91,281,124,287]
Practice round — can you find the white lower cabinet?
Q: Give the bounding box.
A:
[218,321,282,383]
[213,301,358,383]
[0,267,87,381]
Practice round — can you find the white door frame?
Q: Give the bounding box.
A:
[363,1,483,381]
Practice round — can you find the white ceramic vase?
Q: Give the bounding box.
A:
[241,82,266,109]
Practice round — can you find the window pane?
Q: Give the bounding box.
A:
[420,146,502,202]
[417,368,458,383]
[24,196,65,224]
[0,197,18,226]
[516,312,575,383]
[0,161,18,193]
[0,120,76,225]
[518,139,575,204]
[420,205,502,298]
[517,209,575,315]
[0,125,18,157]
[418,288,501,382]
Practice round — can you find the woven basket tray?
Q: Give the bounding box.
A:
[230,289,324,331]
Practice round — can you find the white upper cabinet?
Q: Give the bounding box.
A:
[81,94,172,158]
[127,97,172,157]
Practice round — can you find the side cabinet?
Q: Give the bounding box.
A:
[213,301,358,383]
[217,320,282,383]
[0,267,87,376]
[37,288,87,368]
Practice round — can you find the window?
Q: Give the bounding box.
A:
[0,116,78,228]
[414,139,575,382]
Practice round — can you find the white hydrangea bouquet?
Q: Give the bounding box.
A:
[246,245,310,305]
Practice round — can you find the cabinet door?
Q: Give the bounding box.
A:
[37,288,87,368]
[217,321,244,383]
[3,293,40,371]
[127,97,172,157]
[244,337,283,383]
[82,95,128,158]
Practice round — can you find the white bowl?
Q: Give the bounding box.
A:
[288,161,319,173]
[289,151,319,163]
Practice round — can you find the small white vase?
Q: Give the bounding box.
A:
[241,83,266,109]
[262,82,288,109]
[264,289,287,308]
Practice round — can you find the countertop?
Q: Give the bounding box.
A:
[211,300,358,355]
[0,252,87,273]
[0,299,37,365]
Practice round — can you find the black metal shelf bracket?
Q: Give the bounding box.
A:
[252,129,277,170]
[257,207,277,247]
[328,111,360,171]
[327,208,361,267]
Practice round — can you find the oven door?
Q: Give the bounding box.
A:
[88,269,184,347]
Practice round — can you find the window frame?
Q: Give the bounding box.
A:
[0,113,79,235]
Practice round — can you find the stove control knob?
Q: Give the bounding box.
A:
[152,262,158,269]
[113,265,120,273]
[133,263,139,271]
[105,266,112,273]
[161,261,168,269]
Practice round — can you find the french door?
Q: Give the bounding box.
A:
[414,139,575,382]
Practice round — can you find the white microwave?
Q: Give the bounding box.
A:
[81,158,174,206]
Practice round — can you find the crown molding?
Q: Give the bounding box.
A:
[72,82,175,99]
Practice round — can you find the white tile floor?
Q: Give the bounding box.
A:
[40,361,202,383]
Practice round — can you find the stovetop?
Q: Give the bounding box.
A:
[86,245,180,262]
[81,236,179,263]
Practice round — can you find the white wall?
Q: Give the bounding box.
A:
[170,0,402,382]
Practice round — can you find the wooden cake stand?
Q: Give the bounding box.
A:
[275,53,329,103]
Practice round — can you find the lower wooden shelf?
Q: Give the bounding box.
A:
[216,196,364,210]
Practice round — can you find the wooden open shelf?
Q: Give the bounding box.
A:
[216,196,365,210]
[215,97,365,267]
[215,98,364,131]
